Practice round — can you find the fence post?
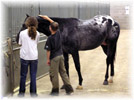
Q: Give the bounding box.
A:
[7,37,14,95]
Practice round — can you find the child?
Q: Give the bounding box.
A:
[18,17,40,97]
[39,15,74,95]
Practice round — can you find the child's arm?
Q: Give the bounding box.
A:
[46,50,51,66]
[39,15,54,23]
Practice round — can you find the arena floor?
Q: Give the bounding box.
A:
[13,30,133,99]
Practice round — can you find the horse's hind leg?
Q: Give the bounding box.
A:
[103,55,110,85]
[101,45,109,85]
[109,43,117,83]
[103,42,116,85]
[102,44,113,85]
[72,51,83,89]
[101,45,107,55]
[109,57,114,83]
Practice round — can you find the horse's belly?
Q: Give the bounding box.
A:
[79,36,105,50]
[79,43,100,50]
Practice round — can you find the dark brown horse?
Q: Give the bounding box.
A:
[17,14,120,89]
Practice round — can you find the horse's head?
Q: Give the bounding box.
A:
[36,16,51,36]
[16,14,51,43]
[16,14,29,43]
[19,14,30,32]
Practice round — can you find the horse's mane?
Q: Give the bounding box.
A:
[36,16,80,26]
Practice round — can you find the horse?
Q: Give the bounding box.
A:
[16,14,120,89]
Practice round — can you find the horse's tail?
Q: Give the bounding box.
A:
[112,22,120,63]
[102,21,120,58]
[112,42,117,63]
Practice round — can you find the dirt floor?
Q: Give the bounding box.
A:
[13,30,133,99]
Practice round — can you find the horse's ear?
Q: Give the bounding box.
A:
[26,14,30,17]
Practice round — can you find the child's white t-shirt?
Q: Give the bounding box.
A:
[19,29,40,60]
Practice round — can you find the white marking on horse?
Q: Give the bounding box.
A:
[105,16,115,25]
[80,19,92,26]
[94,15,115,26]
[110,76,113,81]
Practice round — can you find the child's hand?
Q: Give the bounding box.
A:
[39,15,54,23]
[39,15,48,19]
[38,15,43,18]
[47,59,51,66]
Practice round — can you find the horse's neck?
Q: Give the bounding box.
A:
[50,17,80,25]
[49,18,63,25]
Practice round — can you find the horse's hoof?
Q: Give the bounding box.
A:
[60,85,65,89]
[108,79,113,83]
[103,81,108,85]
[76,85,83,90]
[109,76,113,83]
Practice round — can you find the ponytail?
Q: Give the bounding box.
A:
[25,17,38,40]
[28,26,37,40]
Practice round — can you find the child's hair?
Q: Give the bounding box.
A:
[25,17,38,40]
[50,22,59,31]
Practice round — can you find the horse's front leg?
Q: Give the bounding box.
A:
[60,52,69,89]
[63,52,69,77]
[72,51,83,90]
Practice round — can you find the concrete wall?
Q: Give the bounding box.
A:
[110,0,133,29]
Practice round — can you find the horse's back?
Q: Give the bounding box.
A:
[62,17,108,51]
[58,15,119,52]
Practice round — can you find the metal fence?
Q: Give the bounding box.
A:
[2,1,110,95]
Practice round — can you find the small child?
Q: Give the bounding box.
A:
[39,15,74,95]
[18,17,40,97]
